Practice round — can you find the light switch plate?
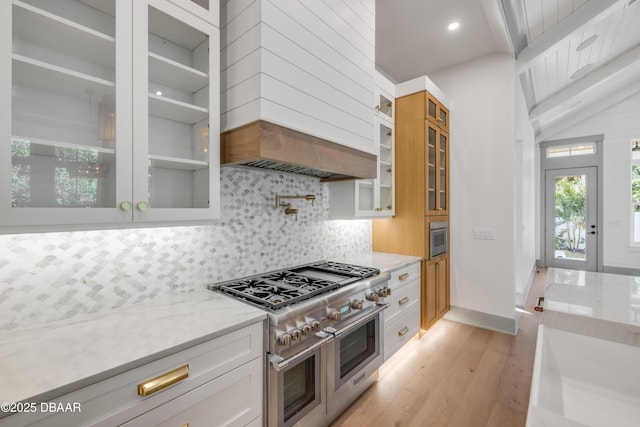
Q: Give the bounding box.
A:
[473,227,496,240]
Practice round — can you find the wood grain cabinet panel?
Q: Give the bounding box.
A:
[373,90,450,332]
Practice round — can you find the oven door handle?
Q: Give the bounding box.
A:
[269,333,333,372]
[332,303,389,338]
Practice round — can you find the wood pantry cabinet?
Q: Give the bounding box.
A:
[423,254,449,329]
[1,0,220,230]
[0,322,264,427]
[372,89,450,331]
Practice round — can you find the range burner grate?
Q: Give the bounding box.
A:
[217,271,339,311]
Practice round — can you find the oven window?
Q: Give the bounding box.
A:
[339,320,376,379]
[283,355,316,422]
[433,230,446,247]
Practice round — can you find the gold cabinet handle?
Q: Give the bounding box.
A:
[398,296,410,305]
[180,423,189,427]
[398,273,410,281]
[138,365,189,397]
[398,326,409,336]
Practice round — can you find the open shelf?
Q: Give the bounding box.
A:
[12,135,116,163]
[149,52,208,93]
[13,1,115,68]
[148,93,208,124]
[13,54,115,100]
[149,154,208,171]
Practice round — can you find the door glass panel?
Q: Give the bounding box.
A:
[427,127,436,210]
[554,175,587,260]
[339,320,376,379]
[11,0,117,208]
[428,98,436,119]
[439,133,447,211]
[357,180,374,211]
[147,6,210,208]
[378,122,393,212]
[439,108,447,127]
[377,93,393,120]
[283,355,316,423]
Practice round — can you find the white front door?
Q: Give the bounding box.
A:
[545,167,598,271]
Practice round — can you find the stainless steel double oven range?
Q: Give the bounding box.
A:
[211,261,391,426]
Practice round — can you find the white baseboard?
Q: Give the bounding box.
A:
[444,305,518,335]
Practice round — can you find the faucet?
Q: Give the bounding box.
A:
[275,194,315,220]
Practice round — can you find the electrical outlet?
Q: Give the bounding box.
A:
[473,227,496,240]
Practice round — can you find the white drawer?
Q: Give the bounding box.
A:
[388,262,421,289]
[383,304,420,361]
[384,279,420,324]
[121,357,263,427]
[1,322,264,427]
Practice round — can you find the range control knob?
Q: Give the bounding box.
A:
[366,292,379,302]
[301,324,313,336]
[310,320,321,331]
[350,300,363,310]
[277,333,292,346]
[329,310,341,321]
[377,287,391,297]
[290,329,302,341]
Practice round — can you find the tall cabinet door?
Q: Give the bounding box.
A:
[132,0,219,222]
[1,0,133,227]
[425,121,448,216]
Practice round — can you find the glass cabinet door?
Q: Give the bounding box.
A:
[438,132,448,213]
[426,124,437,213]
[2,0,131,227]
[132,0,219,221]
[378,121,394,215]
[426,122,448,215]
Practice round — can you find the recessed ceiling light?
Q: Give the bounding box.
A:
[156,91,162,96]
[570,63,594,79]
[448,22,460,31]
[576,35,598,52]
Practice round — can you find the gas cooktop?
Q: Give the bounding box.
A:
[211,261,380,311]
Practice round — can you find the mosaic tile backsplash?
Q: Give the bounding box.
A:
[0,167,372,332]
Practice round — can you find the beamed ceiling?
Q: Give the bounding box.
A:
[375,0,640,143]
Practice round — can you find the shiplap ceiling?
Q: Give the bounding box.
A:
[376,0,640,142]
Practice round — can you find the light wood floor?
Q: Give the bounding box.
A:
[331,268,547,427]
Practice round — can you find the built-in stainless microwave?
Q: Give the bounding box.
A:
[429,221,448,259]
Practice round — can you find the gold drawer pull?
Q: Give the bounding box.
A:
[398,296,410,305]
[398,326,410,337]
[138,365,189,397]
[180,423,189,427]
[398,273,410,281]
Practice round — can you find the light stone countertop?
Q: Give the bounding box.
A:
[340,251,423,273]
[544,267,640,346]
[0,289,266,407]
[0,252,420,411]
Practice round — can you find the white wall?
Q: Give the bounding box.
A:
[548,92,640,270]
[430,54,520,324]
[514,72,537,305]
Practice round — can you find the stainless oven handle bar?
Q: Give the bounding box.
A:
[331,303,389,338]
[269,333,333,372]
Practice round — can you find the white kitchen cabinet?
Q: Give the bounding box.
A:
[0,0,220,230]
[382,262,420,361]
[327,72,395,218]
[0,321,263,427]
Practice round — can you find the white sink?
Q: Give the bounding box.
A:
[527,325,640,427]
